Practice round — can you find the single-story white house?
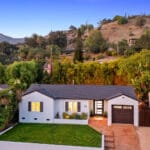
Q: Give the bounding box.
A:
[19,84,139,126]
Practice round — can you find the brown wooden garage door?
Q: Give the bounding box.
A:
[112,105,133,124]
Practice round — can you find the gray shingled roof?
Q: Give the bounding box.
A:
[24,84,137,100]
[0,84,9,89]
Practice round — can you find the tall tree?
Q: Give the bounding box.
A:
[84,30,107,53]
[48,31,67,48]
[73,38,83,63]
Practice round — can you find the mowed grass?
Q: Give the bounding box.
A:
[0,124,101,147]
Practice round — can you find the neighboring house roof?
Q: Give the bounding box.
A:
[24,84,137,100]
[0,84,9,89]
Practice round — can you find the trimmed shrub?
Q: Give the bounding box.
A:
[62,112,70,119]
[103,111,107,118]
[55,112,60,119]
[81,112,88,120]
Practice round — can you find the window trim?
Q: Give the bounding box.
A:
[28,101,43,112]
[65,101,81,113]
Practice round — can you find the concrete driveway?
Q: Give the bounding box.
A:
[137,127,150,150]
[89,117,140,150]
[0,141,101,150]
[111,124,140,150]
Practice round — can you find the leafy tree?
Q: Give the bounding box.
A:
[113,15,121,21]
[46,45,61,60]
[25,34,38,48]
[118,16,128,24]
[113,15,128,24]
[118,39,129,55]
[69,25,77,31]
[73,38,83,63]
[0,42,18,64]
[36,36,46,48]
[48,31,67,48]
[0,89,16,130]
[0,63,5,83]
[134,30,150,50]
[5,61,38,89]
[117,50,150,100]
[18,46,50,61]
[84,30,107,53]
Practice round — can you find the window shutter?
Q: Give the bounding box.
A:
[65,102,68,112]
[40,102,43,112]
[28,102,31,112]
[77,102,81,112]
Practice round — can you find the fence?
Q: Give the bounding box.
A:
[139,108,150,126]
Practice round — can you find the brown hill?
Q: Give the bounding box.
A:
[99,16,150,44]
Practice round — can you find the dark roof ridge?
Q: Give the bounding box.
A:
[24,84,137,101]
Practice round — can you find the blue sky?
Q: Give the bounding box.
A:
[0,0,149,37]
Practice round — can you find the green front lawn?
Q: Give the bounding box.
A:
[0,124,101,147]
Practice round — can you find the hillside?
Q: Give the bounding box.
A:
[0,33,24,44]
[99,16,150,44]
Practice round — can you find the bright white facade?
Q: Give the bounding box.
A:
[19,91,54,123]
[19,91,139,126]
[19,91,90,125]
[108,95,139,126]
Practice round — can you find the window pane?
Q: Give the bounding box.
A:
[68,102,72,112]
[113,105,122,109]
[73,102,77,112]
[31,102,36,111]
[123,106,132,109]
[36,102,40,112]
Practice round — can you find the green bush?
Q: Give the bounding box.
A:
[106,50,117,56]
[103,111,107,118]
[62,112,87,120]
[62,112,70,119]
[97,54,104,59]
[81,113,88,120]
[118,17,128,25]
[70,113,78,119]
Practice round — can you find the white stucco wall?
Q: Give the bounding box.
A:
[54,99,90,119]
[54,119,88,125]
[89,100,94,112]
[19,91,54,123]
[104,100,108,112]
[107,95,139,126]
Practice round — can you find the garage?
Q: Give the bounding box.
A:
[112,105,133,124]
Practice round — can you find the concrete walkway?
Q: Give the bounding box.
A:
[0,141,102,150]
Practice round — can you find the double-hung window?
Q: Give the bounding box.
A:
[28,102,43,112]
[65,101,81,113]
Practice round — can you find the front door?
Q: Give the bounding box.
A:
[94,100,103,115]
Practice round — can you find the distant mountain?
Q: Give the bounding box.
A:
[0,33,25,44]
